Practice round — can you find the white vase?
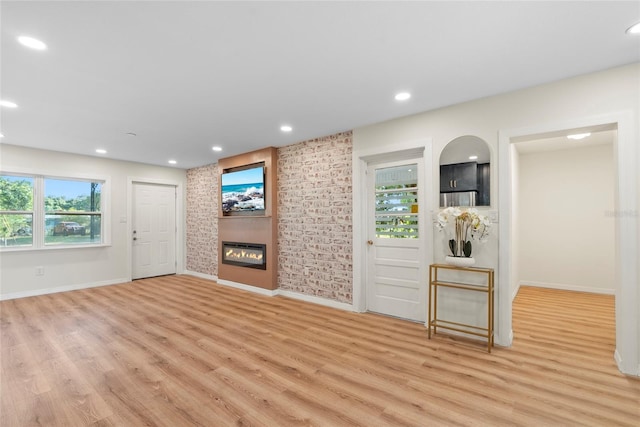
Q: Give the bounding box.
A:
[445,256,476,267]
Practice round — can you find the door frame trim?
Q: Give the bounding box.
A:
[127,177,184,281]
[352,138,433,315]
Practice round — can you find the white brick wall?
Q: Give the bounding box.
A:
[277,132,353,303]
[186,164,219,276]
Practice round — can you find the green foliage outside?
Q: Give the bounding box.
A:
[0,177,33,246]
[375,184,418,239]
[0,177,33,211]
[0,177,101,246]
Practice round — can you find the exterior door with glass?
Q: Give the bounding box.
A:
[366,159,426,322]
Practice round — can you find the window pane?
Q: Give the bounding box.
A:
[0,175,33,211]
[0,214,33,247]
[375,164,418,239]
[45,214,101,246]
[376,215,419,239]
[45,179,101,212]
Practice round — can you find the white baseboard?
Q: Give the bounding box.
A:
[520,280,614,295]
[511,282,521,302]
[0,278,128,301]
[216,279,279,297]
[614,349,623,371]
[182,271,355,312]
[614,349,640,377]
[182,270,218,282]
[276,289,355,312]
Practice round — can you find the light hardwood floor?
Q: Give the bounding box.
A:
[1,276,638,426]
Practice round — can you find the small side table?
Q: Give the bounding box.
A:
[428,263,495,352]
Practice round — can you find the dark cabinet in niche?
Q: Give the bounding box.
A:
[440,162,478,192]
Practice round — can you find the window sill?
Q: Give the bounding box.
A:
[0,243,111,253]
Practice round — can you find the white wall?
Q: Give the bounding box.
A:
[0,144,187,299]
[518,143,615,293]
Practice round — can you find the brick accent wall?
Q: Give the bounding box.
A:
[277,131,353,303]
[186,164,219,276]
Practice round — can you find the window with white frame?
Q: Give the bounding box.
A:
[0,174,106,249]
[0,175,34,247]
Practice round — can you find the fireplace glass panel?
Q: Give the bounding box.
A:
[222,241,266,270]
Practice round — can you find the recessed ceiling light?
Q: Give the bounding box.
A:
[96,149,107,154]
[280,125,293,132]
[125,132,137,137]
[168,160,177,165]
[469,155,478,160]
[626,22,640,34]
[395,92,411,101]
[212,146,223,152]
[0,100,18,108]
[18,36,47,50]
[567,132,591,140]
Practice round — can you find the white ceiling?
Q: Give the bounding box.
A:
[515,128,616,155]
[1,1,638,169]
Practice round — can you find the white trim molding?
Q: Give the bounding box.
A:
[277,289,355,312]
[216,279,278,297]
[0,277,128,301]
[185,272,356,312]
[182,270,218,282]
[520,281,615,295]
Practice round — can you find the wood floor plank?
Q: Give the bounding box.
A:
[1,277,639,426]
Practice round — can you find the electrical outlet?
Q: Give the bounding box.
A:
[35,266,44,276]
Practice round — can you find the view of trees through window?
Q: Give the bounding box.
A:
[375,184,419,239]
[0,175,103,247]
[0,176,33,247]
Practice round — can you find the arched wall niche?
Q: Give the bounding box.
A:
[439,135,491,207]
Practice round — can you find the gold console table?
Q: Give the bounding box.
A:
[428,263,494,352]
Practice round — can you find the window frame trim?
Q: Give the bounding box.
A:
[0,169,110,251]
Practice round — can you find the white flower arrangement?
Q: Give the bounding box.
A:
[436,207,491,258]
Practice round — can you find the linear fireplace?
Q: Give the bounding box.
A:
[221,241,267,270]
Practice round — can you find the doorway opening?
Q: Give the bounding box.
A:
[511,126,616,354]
[499,113,638,376]
[513,125,616,295]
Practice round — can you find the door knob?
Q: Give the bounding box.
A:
[367,240,374,245]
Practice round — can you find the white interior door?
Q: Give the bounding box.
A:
[366,159,426,322]
[132,182,177,280]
